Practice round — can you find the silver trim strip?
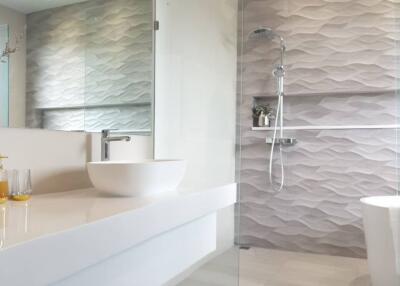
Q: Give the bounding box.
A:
[252,125,400,131]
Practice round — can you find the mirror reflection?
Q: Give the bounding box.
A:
[0,0,153,134]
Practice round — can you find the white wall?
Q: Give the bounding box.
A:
[0,4,26,128]
[154,1,238,282]
[155,0,238,189]
[0,129,154,195]
[0,128,91,194]
[89,133,153,162]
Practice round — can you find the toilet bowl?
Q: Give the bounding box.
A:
[361,196,400,286]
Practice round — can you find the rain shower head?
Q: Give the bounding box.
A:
[249,27,275,40]
[248,26,286,68]
[248,27,286,50]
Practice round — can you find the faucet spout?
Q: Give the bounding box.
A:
[101,129,131,161]
[105,136,131,142]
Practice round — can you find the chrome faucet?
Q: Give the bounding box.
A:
[101,129,131,161]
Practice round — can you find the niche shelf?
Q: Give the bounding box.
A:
[35,101,151,111]
[252,89,399,99]
[252,124,400,131]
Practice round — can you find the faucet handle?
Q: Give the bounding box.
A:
[101,129,118,137]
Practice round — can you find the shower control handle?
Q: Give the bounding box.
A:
[266,137,297,146]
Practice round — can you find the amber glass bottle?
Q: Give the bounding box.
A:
[0,155,8,204]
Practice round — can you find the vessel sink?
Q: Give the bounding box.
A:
[87,160,186,197]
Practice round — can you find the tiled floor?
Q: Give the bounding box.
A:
[179,247,371,286]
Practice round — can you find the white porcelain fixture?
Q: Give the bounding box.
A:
[0,184,237,286]
[87,160,186,197]
[361,196,400,286]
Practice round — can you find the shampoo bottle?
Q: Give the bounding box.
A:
[0,155,8,204]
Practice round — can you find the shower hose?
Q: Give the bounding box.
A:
[269,93,284,192]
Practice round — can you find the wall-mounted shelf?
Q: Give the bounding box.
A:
[252,124,400,131]
[50,128,152,135]
[252,89,399,99]
[36,101,151,111]
[105,129,152,135]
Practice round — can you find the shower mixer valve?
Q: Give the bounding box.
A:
[266,137,297,146]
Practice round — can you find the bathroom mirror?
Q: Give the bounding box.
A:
[0,0,153,135]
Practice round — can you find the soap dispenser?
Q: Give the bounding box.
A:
[0,155,8,204]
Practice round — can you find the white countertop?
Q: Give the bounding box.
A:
[0,184,237,286]
[0,188,195,249]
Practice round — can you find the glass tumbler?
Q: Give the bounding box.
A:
[8,169,32,201]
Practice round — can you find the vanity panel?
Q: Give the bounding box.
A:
[0,184,237,286]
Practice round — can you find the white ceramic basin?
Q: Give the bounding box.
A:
[361,196,400,286]
[87,160,186,197]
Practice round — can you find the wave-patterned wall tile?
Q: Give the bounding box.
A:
[238,129,397,258]
[43,105,151,131]
[237,0,400,258]
[84,0,152,106]
[26,0,152,131]
[256,91,398,126]
[240,0,400,97]
[42,110,85,131]
[84,105,151,131]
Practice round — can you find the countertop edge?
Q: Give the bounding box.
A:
[0,183,237,286]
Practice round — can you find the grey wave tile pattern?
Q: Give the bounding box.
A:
[43,105,151,131]
[241,0,400,97]
[42,110,85,131]
[257,91,398,126]
[84,105,151,131]
[84,0,152,106]
[239,128,397,258]
[26,0,152,131]
[237,0,400,258]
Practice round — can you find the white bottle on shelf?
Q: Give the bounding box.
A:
[258,111,266,127]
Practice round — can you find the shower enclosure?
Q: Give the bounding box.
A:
[179,0,400,285]
[236,0,400,285]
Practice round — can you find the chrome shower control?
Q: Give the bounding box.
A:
[266,137,297,146]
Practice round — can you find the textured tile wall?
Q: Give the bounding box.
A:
[259,91,398,126]
[241,0,400,97]
[238,0,400,258]
[26,0,152,132]
[240,126,397,258]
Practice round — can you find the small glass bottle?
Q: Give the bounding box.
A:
[0,155,8,204]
